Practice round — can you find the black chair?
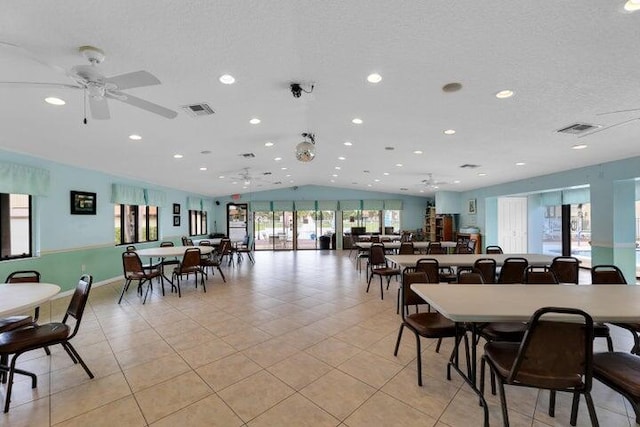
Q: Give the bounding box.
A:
[591,264,626,284]
[523,266,559,284]
[398,241,414,255]
[485,245,503,254]
[473,258,497,284]
[593,352,640,424]
[394,269,469,386]
[120,250,164,304]
[457,271,485,284]
[218,238,235,267]
[235,235,255,264]
[159,241,181,273]
[415,258,441,283]
[481,307,599,427]
[4,270,42,322]
[550,256,579,284]
[0,275,95,413]
[497,257,528,284]
[367,243,400,300]
[172,247,206,296]
[199,243,226,283]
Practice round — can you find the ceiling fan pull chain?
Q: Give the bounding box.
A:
[83,89,88,125]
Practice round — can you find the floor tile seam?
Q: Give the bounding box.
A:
[149,390,234,426]
[458,384,537,423]
[48,395,144,427]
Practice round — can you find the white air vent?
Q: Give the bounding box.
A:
[181,103,215,117]
[240,153,255,158]
[459,164,481,169]
[556,123,601,135]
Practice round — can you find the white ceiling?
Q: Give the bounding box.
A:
[2,1,640,198]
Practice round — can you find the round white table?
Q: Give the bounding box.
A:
[135,245,214,258]
[0,283,61,317]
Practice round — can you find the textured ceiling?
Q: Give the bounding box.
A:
[1,1,640,197]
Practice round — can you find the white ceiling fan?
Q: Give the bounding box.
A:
[420,173,448,189]
[0,42,177,120]
[224,168,278,189]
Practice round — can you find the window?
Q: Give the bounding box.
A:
[114,204,158,245]
[0,193,32,260]
[342,209,400,234]
[189,210,208,236]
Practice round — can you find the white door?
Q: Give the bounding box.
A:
[498,197,528,253]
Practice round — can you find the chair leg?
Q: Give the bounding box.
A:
[4,353,37,413]
[435,337,442,353]
[496,377,510,427]
[583,392,599,427]
[480,357,486,396]
[396,288,400,315]
[413,331,423,386]
[393,324,405,356]
[248,252,255,264]
[379,276,384,300]
[142,279,152,304]
[549,390,556,417]
[570,392,580,426]
[217,266,226,282]
[606,335,614,352]
[118,278,132,304]
[64,342,94,379]
[44,346,51,356]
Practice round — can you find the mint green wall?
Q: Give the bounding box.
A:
[0,149,211,292]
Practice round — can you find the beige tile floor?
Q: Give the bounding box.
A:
[0,251,637,426]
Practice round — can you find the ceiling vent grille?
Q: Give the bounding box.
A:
[181,103,215,117]
[459,164,481,169]
[556,123,600,135]
[240,153,255,158]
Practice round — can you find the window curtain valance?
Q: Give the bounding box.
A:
[384,199,403,210]
[362,199,384,210]
[272,200,294,211]
[339,200,362,210]
[187,196,203,211]
[250,201,272,211]
[111,183,145,205]
[294,200,316,210]
[144,189,167,207]
[317,200,338,211]
[0,162,50,196]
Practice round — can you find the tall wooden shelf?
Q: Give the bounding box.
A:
[425,206,453,242]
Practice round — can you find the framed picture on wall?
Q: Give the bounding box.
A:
[468,199,477,215]
[173,215,180,226]
[70,191,97,215]
[173,203,181,215]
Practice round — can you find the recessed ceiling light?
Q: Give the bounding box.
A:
[343,141,352,146]
[367,73,382,83]
[199,167,207,171]
[289,180,294,183]
[242,186,247,189]
[367,184,373,187]
[495,89,514,99]
[383,172,390,176]
[274,157,282,161]
[453,180,461,184]
[44,97,65,106]
[219,74,236,84]
[352,118,363,124]
[572,144,588,150]
[624,0,640,11]
[413,150,423,155]
[332,174,338,177]
[338,156,346,160]
[218,175,225,179]
[286,174,291,177]
[374,179,380,182]
[478,172,487,176]
[395,163,403,167]
[444,129,456,135]
[265,142,274,147]
[330,179,335,183]
[515,162,526,166]
[232,181,238,185]
[128,134,142,141]
[335,166,341,170]
[249,118,261,124]
[173,154,183,159]
[281,167,287,170]
[419,190,425,193]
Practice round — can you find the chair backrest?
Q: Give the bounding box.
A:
[415,258,440,283]
[368,243,386,265]
[5,270,41,283]
[181,236,189,245]
[454,242,473,254]
[486,245,503,254]
[591,265,627,284]
[509,307,593,391]
[181,247,201,269]
[126,245,136,251]
[400,268,429,319]
[401,232,412,242]
[550,256,579,284]
[160,241,175,247]
[122,251,145,277]
[63,274,93,339]
[497,257,528,284]
[219,239,232,255]
[457,271,485,284]
[198,240,212,246]
[370,235,380,243]
[524,266,559,284]
[473,258,497,284]
[427,242,446,254]
[398,242,414,255]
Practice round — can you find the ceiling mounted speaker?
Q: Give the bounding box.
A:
[296,132,316,162]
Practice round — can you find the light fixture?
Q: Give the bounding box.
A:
[265,141,274,147]
[274,157,282,161]
[338,156,346,160]
[515,162,526,166]
[444,129,456,135]
[295,132,316,162]
[352,118,363,124]
[332,174,338,177]
[219,74,236,84]
[374,179,380,182]
[44,97,65,105]
[383,172,390,176]
[478,172,487,176]
[413,150,423,155]
[281,167,287,170]
[495,90,514,99]
[367,73,382,83]
[173,154,183,159]
[335,166,341,170]
[453,180,461,184]
[625,0,640,11]
[572,144,588,150]
[128,134,142,141]
[343,141,352,146]
[218,175,225,179]
[395,163,403,167]
[199,167,207,171]
[249,118,261,124]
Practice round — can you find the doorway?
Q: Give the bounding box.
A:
[498,197,528,253]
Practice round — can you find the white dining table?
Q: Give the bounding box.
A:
[386,253,556,268]
[409,283,640,426]
[354,241,431,250]
[0,283,61,317]
[135,245,214,259]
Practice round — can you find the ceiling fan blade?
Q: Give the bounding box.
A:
[105,71,161,91]
[110,92,177,119]
[0,41,67,75]
[596,108,640,116]
[89,96,110,120]
[0,81,80,90]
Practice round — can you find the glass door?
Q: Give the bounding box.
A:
[227,203,248,242]
[273,211,294,250]
[254,211,273,250]
[296,210,317,249]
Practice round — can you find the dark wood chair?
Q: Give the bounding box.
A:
[593,352,640,425]
[172,247,206,296]
[497,257,528,284]
[236,235,255,264]
[0,275,95,413]
[427,242,446,254]
[5,270,41,322]
[485,245,503,254]
[218,238,235,267]
[394,269,469,386]
[481,307,599,427]
[591,265,627,353]
[120,250,164,304]
[550,256,579,284]
[199,242,226,283]
[524,266,558,284]
[398,241,414,255]
[366,243,400,300]
[473,258,497,284]
[159,241,181,273]
[457,271,485,284]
